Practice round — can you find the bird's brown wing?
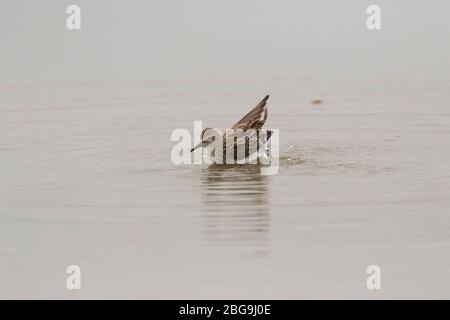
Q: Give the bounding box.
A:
[231,95,269,131]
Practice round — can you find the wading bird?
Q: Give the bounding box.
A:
[191,95,273,164]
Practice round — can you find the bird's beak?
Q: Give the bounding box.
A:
[191,141,209,152]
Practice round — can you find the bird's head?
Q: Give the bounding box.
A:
[190,128,218,152]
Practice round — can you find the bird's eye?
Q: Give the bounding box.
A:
[211,136,215,141]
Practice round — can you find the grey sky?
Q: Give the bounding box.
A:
[1,0,449,84]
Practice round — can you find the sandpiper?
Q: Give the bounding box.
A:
[191,95,273,164]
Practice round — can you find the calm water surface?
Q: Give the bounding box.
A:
[1,78,450,298]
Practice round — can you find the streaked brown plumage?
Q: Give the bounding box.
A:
[232,94,269,131]
[191,95,272,163]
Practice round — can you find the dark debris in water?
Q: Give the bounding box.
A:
[311,99,324,105]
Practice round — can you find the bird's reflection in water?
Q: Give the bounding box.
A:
[200,164,270,256]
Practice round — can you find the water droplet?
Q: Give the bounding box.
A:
[289,143,293,148]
